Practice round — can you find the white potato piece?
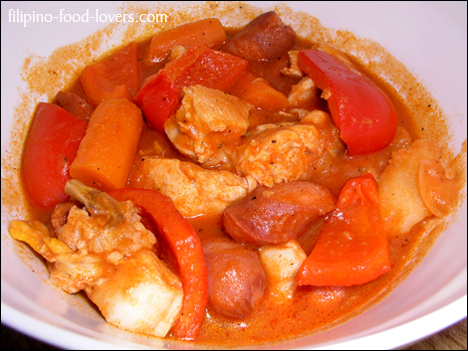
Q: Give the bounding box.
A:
[419,159,459,217]
[378,139,456,235]
[86,250,183,338]
[258,240,307,302]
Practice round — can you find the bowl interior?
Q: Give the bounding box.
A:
[1,1,466,349]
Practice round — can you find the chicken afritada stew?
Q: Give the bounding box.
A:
[8,10,466,346]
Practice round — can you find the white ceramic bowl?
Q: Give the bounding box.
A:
[1,1,467,349]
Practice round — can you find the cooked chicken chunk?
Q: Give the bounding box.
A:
[9,180,183,338]
[258,240,307,302]
[165,85,252,168]
[128,157,257,217]
[282,51,303,79]
[378,139,459,235]
[288,76,319,109]
[235,110,344,187]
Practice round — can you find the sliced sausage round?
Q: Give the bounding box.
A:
[203,237,266,319]
[223,181,335,245]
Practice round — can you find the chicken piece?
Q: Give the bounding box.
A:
[128,157,257,217]
[9,180,183,338]
[9,219,68,262]
[224,181,335,245]
[288,76,320,109]
[378,139,459,235]
[282,51,303,79]
[203,237,266,319]
[50,202,76,237]
[165,85,252,168]
[258,240,307,302]
[226,11,296,61]
[235,110,344,187]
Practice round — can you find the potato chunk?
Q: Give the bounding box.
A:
[258,240,307,302]
[86,250,182,338]
[378,139,457,235]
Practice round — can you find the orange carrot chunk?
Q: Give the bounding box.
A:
[70,99,143,192]
[297,174,391,287]
[228,71,290,110]
[80,43,140,107]
[145,18,227,64]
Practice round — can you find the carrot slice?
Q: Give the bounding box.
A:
[228,71,290,110]
[145,18,226,64]
[297,174,391,286]
[70,99,143,192]
[80,43,140,107]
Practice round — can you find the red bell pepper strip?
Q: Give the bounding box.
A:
[298,49,398,155]
[135,45,249,133]
[297,173,391,286]
[164,45,249,91]
[134,70,180,133]
[22,103,87,209]
[108,188,208,340]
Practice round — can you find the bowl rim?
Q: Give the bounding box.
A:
[2,296,467,350]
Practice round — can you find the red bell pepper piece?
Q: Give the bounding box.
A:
[108,188,208,340]
[22,103,88,209]
[297,173,391,286]
[134,70,180,133]
[135,45,249,133]
[164,45,249,91]
[298,49,398,155]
